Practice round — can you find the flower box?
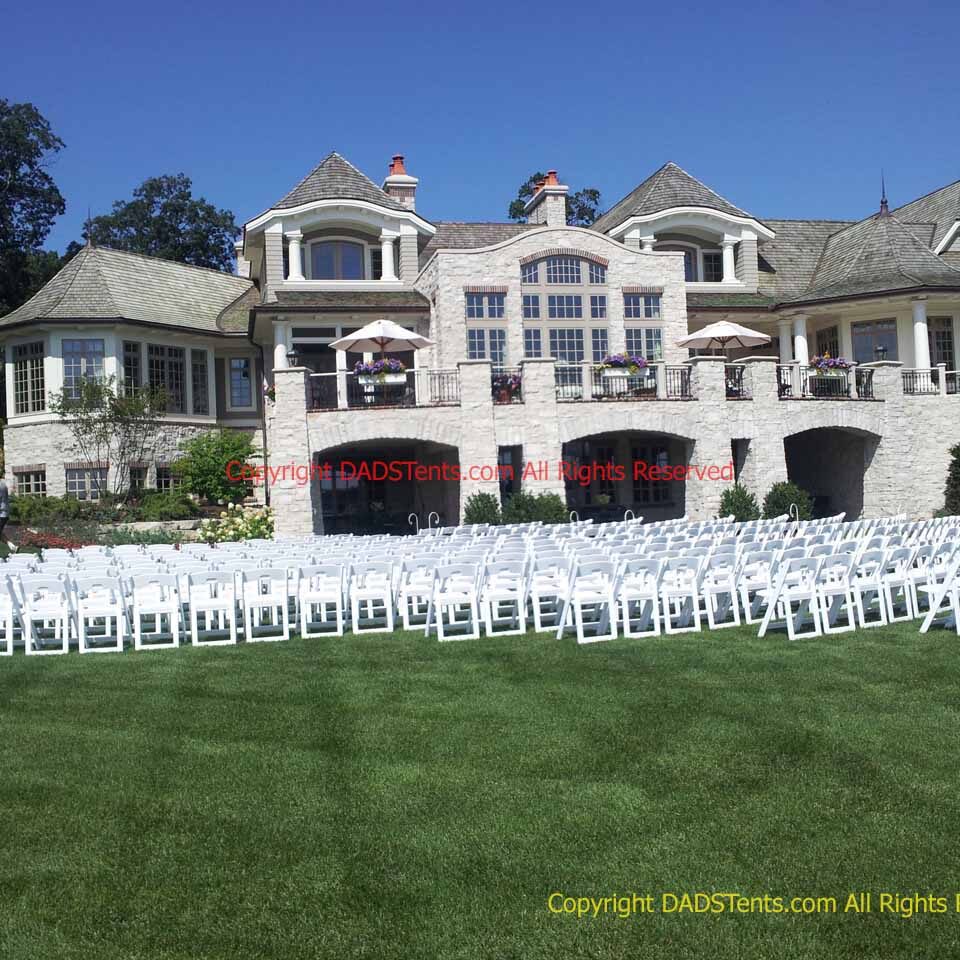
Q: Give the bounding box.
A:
[358,372,406,386]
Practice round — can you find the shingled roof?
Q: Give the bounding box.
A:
[785,209,960,306]
[0,245,254,334]
[592,162,755,235]
[757,219,855,302]
[419,222,537,268]
[889,179,960,250]
[271,152,407,212]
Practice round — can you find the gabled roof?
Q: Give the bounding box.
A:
[271,151,407,212]
[418,221,537,269]
[0,245,254,334]
[889,179,960,249]
[591,161,755,234]
[785,210,960,306]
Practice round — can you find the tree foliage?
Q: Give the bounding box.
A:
[507,172,602,227]
[82,173,239,271]
[762,481,814,521]
[0,99,66,314]
[50,376,168,498]
[944,443,960,516]
[174,429,257,504]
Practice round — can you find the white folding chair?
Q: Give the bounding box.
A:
[349,561,396,634]
[241,568,291,642]
[426,563,480,641]
[188,572,238,646]
[617,558,662,638]
[660,557,704,635]
[131,573,182,650]
[479,560,528,637]
[73,575,127,653]
[558,560,617,644]
[297,564,346,638]
[21,575,73,655]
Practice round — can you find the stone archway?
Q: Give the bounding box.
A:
[784,427,880,519]
[312,438,461,534]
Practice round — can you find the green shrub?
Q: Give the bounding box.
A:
[174,429,257,504]
[501,491,569,524]
[763,481,814,520]
[134,491,200,522]
[463,492,501,525]
[944,443,960,516]
[719,484,760,521]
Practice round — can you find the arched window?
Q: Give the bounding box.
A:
[655,242,722,282]
[310,240,365,280]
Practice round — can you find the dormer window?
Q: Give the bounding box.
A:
[311,240,365,280]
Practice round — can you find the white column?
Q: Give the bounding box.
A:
[286,231,304,280]
[380,233,397,281]
[912,297,931,368]
[777,318,793,363]
[721,238,737,283]
[640,235,655,253]
[273,322,288,370]
[792,314,809,367]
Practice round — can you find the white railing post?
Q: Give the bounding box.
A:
[337,370,348,409]
[655,361,667,399]
[937,362,947,397]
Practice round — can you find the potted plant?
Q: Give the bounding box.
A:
[491,371,522,403]
[354,358,407,385]
[596,353,648,378]
[263,383,276,402]
[808,353,853,398]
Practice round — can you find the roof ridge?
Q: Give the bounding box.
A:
[84,248,123,316]
[42,246,94,317]
[94,244,250,283]
[890,176,960,215]
[275,150,340,205]
[888,212,960,279]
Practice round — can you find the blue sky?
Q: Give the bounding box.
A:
[3,0,959,253]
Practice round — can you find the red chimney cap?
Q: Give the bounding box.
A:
[544,170,559,186]
[389,154,407,176]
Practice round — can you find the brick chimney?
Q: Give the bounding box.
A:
[383,153,418,211]
[523,169,569,228]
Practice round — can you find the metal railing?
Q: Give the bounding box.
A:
[589,366,658,401]
[724,364,750,400]
[902,369,940,395]
[491,368,523,404]
[776,364,794,398]
[947,371,958,395]
[802,368,851,399]
[555,364,585,401]
[307,369,461,411]
[855,367,875,400]
[665,366,694,399]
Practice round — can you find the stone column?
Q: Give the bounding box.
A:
[456,360,500,518]
[518,358,566,499]
[792,314,809,367]
[285,231,304,280]
[737,357,789,498]
[912,297,931,369]
[379,233,397,281]
[270,367,321,536]
[721,238,737,283]
[685,357,731,519]
[640,235,656,253]
[860,361,905,517]
[777,318,793,363]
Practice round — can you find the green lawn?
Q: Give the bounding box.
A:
[2,623,960,959]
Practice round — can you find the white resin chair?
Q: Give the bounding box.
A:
[21,575,74,655]
[131,573,182,650]
[73,575,127,653]
[188,572,238,646]
[478,560,528,637]
[558,560,617,644]
[297,564,346,638]
[241,568,291,642]
[816,554,857,634]
[349,561,396,634]
[617,558,662,638]
[426,563,480,641]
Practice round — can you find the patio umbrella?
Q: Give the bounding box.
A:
[675,320,771,352]
[329,318,434,358]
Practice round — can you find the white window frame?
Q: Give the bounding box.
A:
[304,236,372,281]
[226,354,257,412]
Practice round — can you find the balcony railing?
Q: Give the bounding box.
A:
[307,369,460,411]
[554,363,694,402]
[724,364,751,400]
[902,369,941,395]
[491,368,523,404]
[777,365,875,401]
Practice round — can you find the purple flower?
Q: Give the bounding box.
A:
[355,358,406,376]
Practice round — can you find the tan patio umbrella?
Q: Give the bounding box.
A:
[329,318,434,358]
[675,320,771,352]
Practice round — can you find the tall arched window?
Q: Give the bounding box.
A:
[311,240,365,280]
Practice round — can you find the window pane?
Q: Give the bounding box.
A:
[546,256,581,284]
[589,262,606,284]
[191,349,209,415]
[230,357,252,407]
[62,339,104,399]
[521,262,539,284]
[548,328,584,362]
[487,294,505,318]
[590,295,606,319]
[340,242,364,279]
[851,319,898,364]
[14,341,45,414]
[123,341,141,398]
[467,329,486,359]
[489,329,506,366]
[312,242,336,279]
[524,328,542,358]
[465,294,484,319]
[522,295,540,320]
[591,328,609,362]
[702,252,723,283]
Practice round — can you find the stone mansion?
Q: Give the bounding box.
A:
[2,152,959,535]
